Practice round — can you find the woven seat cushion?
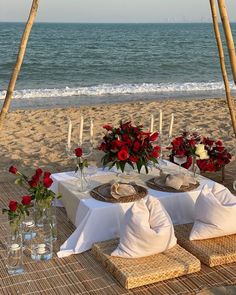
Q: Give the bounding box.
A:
[92,239,200,289]
[175,223,236,267]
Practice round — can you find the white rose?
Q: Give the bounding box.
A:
[195,144,209,160]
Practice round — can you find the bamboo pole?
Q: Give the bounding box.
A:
[217,0,236,84]
[209,0,236,137]
[0,0,39,130]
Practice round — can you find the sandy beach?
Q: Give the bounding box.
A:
[0,97,235,182]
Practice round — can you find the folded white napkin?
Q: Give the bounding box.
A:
[190,183,236,240]
[110,182,136,199]
[165,173,197,190]
[111,196,177,258]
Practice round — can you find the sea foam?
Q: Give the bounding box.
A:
[0,82,235,100]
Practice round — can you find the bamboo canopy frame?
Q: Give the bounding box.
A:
[0,0,39,130]
[0,0,235,137]
[210,0,236,136]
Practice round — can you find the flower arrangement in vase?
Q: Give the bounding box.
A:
[98,121,160,174]
[74,147,89,192]
[2,195,33,275]
[169,131,232,174]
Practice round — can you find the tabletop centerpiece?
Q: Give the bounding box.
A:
[169,130,232,180]
[98,121,160,176]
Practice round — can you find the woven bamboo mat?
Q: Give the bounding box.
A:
[1,182,236,295]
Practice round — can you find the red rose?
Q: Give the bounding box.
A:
[111,140,123,150]
[133,141,140,153]
[122,134,132,147]
[129,155,139,163]
[9,166,18,174]
[74,147,83,157]
[215,146,225,153]
[99,142,107,151]
[150,132,158,142]
[35,168,43,177]
[44,171,51,178]
[216,140,223,146]
[154,145,161,152]
[117,149,129,161]
[176,150,185,157]
[188,139,196,147]
[103,124,112,131]
[32,174,40,184]
[172,137,184,148]
[22,195,32,206]
[9,200,18,212]
[150,150,159,158]
[43,177,53,188]
[28,180,38,188]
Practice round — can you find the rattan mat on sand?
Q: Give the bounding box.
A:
[175,223,236,267]
[1,181,236,295]
[92,239,201,289]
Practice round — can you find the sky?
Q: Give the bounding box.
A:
[0,0,235,23]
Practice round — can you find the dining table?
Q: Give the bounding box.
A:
[51,161,216,258]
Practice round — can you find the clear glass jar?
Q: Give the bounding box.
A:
[6,221,24,275]
[31,216,53,261]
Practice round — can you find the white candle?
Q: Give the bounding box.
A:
[168,113,174,138]
[150,115,154,133]
[67,118,72,148]
[90,118,94,142]
[159,109,163,135]
[79,115,84,145]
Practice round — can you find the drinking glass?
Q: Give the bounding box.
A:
[173,155,187,173]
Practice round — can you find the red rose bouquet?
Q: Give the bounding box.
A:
[169,131,231,172]
[9,166,60,209]
[2,195,33,232]
[98,121,160,173]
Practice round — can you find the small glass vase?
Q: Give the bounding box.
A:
[22,209,36,250]
[34,201,57,241]
[188,156,199,178]
[75,167,90,192]
[31,215,53,261]
[116,164,137,183]
[34,200,51,228]
[6,221,24,275]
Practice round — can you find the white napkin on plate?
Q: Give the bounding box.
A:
[110,182,136,199]
[165,173,197,190]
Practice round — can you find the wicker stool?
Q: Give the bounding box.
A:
[175,223,236,267]
[92,239,201,289]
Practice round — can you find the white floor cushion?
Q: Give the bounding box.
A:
[190,183,236,240]
[111,196,177,258]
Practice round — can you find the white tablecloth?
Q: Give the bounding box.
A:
[51,163,215,257]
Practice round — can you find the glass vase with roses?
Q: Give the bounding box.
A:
[169,131,231,178]
[2,195,33,275]
[9,166,60,231]
[98,121,160,175]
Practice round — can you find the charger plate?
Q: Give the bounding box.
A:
[146,177,199,193]
[90,183,147,203]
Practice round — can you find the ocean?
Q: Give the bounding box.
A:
[0,22,236,109]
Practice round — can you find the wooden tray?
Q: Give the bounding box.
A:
[90,183,148,203]
[146,177,199,193]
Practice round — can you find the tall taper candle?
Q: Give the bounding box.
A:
[168,113,174,138]
[150,115,154,133]
[159,109,163,135]
[90,118,94,142]
[67,118,72,148]
[79,115,84,145]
